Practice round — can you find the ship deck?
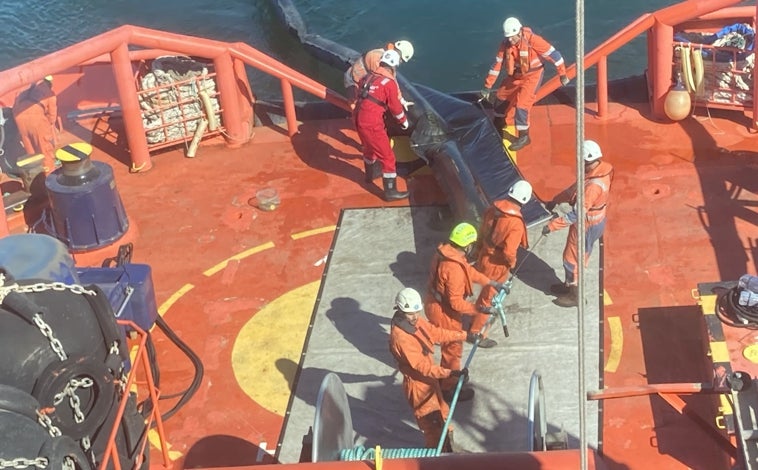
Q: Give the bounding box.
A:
[5,92,758,470]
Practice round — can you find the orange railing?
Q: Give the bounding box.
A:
[535,0,747,119]
[99,320,171,470]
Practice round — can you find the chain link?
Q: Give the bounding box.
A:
[52,377,94,423]
[36,410,62,438]
[32,314,67,361]
[0,458,49,469]
[0,281,97,303]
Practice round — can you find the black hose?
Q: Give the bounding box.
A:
[152,315,204,422]
[716,287,758,329]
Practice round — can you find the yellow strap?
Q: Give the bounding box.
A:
[17,154,44,167]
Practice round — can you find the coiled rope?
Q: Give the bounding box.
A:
[339,445,439,460]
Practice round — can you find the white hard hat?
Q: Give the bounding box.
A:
[582,140,603,162]
[503,17,522,38]
[394,40,414,62]
[508,180,533,204]
[380,49,401,68]
[395,287,423,313]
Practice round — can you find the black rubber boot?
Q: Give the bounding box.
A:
[363,160,380,183]
[509,130,531,151]
[555,285,578,308]
[550,283,570,295]
[382,177,409,201]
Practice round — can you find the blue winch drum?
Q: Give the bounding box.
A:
[45,160,129,252]
[0,233,80,284]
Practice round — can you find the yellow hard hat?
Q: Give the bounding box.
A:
[44,75,53,82]
[449,222,477,247]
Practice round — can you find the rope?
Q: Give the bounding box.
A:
[339,445,438,460]
[574,0,588,469]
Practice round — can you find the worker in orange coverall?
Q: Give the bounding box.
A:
[344,40,414,109]
[470,180,532,348]
[542,140,613,307]
[353,49,410,200]
[389,287,477,451]
[13,75,58,172]
[424,222,503,402]
[479,17,569,151]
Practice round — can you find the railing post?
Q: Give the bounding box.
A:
[596,56,608,118]
[280,79,298,137]
[651,20,674,120]
[213,51,246,147]
[111,42,153,172]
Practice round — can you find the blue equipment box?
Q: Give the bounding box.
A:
[77,264,158,332]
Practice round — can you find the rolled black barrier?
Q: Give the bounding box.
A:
[266,0,551,226]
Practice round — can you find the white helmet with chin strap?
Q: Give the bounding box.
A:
[582,140,603,162]
[394,40,414,62]
[503,17,522,38]
[380,49,401,68]
[508,180,533,204]
[395,287,423,313]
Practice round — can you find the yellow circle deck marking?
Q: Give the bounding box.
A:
[605,316,623,372]
[203,241,275,277]
[291,225,336,240]
[744,344,758,364]
[232,281,320,415]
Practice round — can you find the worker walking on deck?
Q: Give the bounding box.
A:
[389,287,476,452]
[354,49,410,201]
[542,140,613,307]
[471,180,531,347]
[344,40,414,109]
[480,17,569,151]
[425,222,504,402]
[12,75,58,172]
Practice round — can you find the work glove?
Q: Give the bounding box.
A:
[478,305,497,315]
[450,368,469,379]
[400,98,415,111]
[560,75,570,86]
[466,332,482,343]
[489,280,510,294]
[400,120,409,130]
[479,88,492,102]
[541,225,551,236]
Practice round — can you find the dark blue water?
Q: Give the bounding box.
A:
[0,0,682,97]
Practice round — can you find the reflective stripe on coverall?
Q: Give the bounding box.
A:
[353,72,408,177]
[389,310,466,449]
[424,243,491,392]
[472,199,528,334]
[12,80,57,169]
[484,27,566,131]
[547,160,614,284]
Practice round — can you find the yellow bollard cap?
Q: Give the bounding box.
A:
[55,142,93,162]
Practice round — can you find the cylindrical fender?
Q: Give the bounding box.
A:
[41,435,92,470]
[0,384,42,420]
[198,90,218,131]
[691,46,704,97]
[186,119,209,158]
[680,45,696,94]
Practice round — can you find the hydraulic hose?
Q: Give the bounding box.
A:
[717,286,758,329]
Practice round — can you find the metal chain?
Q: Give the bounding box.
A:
[32,314,67,361]
[36,410,62,438]
[0,458,49,469]
[62,456,75,470]
[52,377,94,423]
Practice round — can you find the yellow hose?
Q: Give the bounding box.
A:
[198,90,218,131]
[691,46,705,97]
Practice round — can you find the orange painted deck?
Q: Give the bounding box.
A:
[5,90,758,470]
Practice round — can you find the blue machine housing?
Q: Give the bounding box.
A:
[45,160,129,252]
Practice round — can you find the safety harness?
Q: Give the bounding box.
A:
[355,73,388,112]
[428,249,474,309]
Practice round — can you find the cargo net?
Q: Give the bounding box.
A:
[674,24,755,107]
[138,56,222,148]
